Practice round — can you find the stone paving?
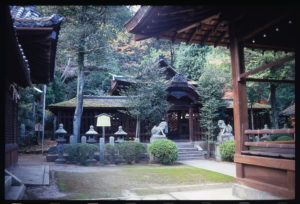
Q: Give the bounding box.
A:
[178,159,236,177]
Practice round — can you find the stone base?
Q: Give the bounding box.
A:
[150,135,167,143]
[55,158,66,164]
[87,159,97,165]
[215,144,222,161]
[232,183,285,200]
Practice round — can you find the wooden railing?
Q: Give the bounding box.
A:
[242,128,295,159]
[244,128,295,135]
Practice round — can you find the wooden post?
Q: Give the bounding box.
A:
[189,107,194,142]
[229,23,249,156]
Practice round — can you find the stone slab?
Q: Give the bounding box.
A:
[179,159,236,177]
[170,187,241,200]
[232,183,286,200]
[8,165,50,186]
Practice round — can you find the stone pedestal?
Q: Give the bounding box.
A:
[215,143,222,161]
[99,138,105,165]
[150,135,167,143]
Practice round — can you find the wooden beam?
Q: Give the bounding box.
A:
[16,27,54,31]
[242,13,290,41]
[244,141,295,149]
[244,128,295,134]
[177,22,201,33]
[134,33,151,41]
[200,19,223,44]
[229,23,249,155]
[240,55,294,79]
[214,31,226,47]
[189,107,194,142]
[244,78,295,83]
[186,27,199,43]
[234,154,295,171]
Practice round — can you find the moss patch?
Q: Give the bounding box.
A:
[55,164,234,199]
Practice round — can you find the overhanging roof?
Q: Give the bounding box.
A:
[125,6,296,51]
[49,96,130,110]
[11,6,64,84]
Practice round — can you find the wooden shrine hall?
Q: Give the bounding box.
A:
[125,5,296,199]
[49,56,271,143]
[4,6,64,168]
[49,57,203,142]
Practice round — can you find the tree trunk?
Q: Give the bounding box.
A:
[73,66,85,143]
[135,115,141,139]
[169,42,175,66]
[270,84,279,129]
[73,7,87,143]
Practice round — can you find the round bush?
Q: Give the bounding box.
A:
[276,135,293,141]
[148,139,178,164]
[219,140,235,161]
[116,141,146,164]
[65,143,98,165]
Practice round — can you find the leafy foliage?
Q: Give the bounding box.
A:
[276,135,293,141]
[65,143,98,165]
[174,43,211,81]
[116,141,146,164]
[198,65,227,142]
[219,140,235,161]
[121,64,170,135]
[148,139,178,164]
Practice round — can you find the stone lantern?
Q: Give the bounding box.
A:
[55,123,67,163]
[114,126,127,143]
[86,125,98,144]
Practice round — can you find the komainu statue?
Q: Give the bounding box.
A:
[217,120,234,143]
[150,120,168,143]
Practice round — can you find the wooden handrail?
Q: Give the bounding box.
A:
[244,141,295,149]
[244,128,295,135]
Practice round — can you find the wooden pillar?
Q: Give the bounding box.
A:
[229,23,249,155]
[189,107,194,142]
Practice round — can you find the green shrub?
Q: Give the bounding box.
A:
[219,140,235,161]
[65,143,98,165]
[105,143,115,164]
[148,139,178,165]
[116,141,146,164]
[276,136,293,141]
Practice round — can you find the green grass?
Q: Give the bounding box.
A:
[55,164,234,199]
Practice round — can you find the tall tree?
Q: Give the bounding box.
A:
[121,63,169,138]
[197,65,227,154]
[174,43,211,81]
[38,6,132,142]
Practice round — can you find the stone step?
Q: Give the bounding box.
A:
[178,156,205,160]
[5,184,26,200]
[176,144,194,147]
[178,152,203,156]
[5,176,12,193]
[177,147,197,151]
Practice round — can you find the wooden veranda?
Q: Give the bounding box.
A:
[125,5,296,199]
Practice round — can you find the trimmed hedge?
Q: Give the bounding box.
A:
[65,143,98,165]
[276,135,293,141]
[219,140,235,162]
[116,141,146,164]
[148,139,178,164]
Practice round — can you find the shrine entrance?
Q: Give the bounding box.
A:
[165,73,201,142]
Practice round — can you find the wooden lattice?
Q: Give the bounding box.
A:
[168,112,178,132]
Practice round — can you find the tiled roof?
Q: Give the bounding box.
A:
[279,104,295,116]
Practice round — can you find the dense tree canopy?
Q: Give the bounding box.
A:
[17,6,295,145]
